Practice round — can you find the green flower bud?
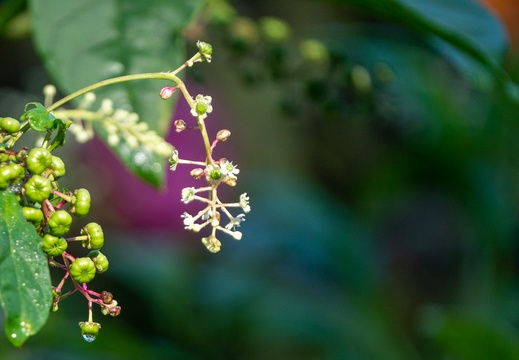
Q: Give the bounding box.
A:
[26,147,52,175]
[24,175,52,203]
[69,257,96,283]
[81,222,104,250]
[72,188,91,217]
[196,40,213,62]
[48,210,72,236]
[42,233,68,257]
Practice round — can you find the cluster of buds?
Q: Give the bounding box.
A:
[48,89,173,158]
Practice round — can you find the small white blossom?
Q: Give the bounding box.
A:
[190,95,213,118]
[181,212,194,228]
[169,149,179,171]
[231,231,242,240]
[181,187,196,204]
[219,159,239,180]
[107,133,120,147]
[98,99,114,115]
[225,214,246,230]
[79,92,96,109]
[205,164,222,183]
[239,193,251,213]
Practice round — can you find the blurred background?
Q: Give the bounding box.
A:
[2,0,519,359]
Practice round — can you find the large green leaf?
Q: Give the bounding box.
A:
[0,192,51,347]
[29,0,204,186]
[338,0,512,92]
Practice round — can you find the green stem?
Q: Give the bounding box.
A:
[46,72,179,112]
[46,52,202,112]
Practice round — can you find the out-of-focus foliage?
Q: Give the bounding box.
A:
[2,0,519,358]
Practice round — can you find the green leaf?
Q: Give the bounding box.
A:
[422,309,519,360]
[0,191,51,347]
[21,102,56,133]
[29,0,204,187]
[337,0,511,91]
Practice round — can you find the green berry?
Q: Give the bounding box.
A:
[22,206,44,227]
[0,117,21,133]
[88,250,109,274]
[9,163,25,179]
[26,147,52,175]
[81,222,104,250]
[49,155,66,179]
[78,321,101,342]
[69,257,96,283]
[42,233,68,257]
[72,188,91,217]
[0,165,16,188]
[24,175,52,203]
[47,210,72,236]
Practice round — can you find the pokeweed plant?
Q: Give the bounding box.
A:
[0,41,250,346]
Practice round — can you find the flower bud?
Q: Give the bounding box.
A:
[174,119,187,132]
[190,168,205,179]
[101,291,113,304]
[160,86,178,100]
[216,129,231,141]
[196,40,213,62]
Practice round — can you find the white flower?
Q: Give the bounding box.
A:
[181,187,196,204]
[169,149,179,171]
[225,214,246,230]
[219,159,239,180]
[239,193,251,213]
[181,212,194,228]
[190,95,213,118]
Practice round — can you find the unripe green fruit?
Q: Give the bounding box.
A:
[69,257,96,283]
[47,210,72,236]
[88,250,109,274]
[26,147,52,175]
[79,321,101,342]
[24,175,52,203]
[22,206,44,227]
[49,156,66,179]
[9,163,25,179]
[81,222,104,250]
[0,117,21,133]
[72,188,91,217]
[0,166,16,188]
[42,233,68,257]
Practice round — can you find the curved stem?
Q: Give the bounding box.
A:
[47,72,179,112]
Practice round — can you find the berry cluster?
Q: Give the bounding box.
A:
[0,41,250,345]
[0,114,119,342]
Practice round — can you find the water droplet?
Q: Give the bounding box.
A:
[150,162,162,173]
[82,334,96,342]
[132,151,147,166]
[11,333,17,339]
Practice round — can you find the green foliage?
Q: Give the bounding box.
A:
[22,102,57,133]
[0,192,51,348]
[339,0,510,90]
[29,0,204,187]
